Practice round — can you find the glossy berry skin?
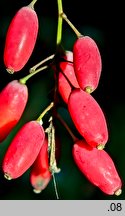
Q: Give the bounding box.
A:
[0,80,28,142]
[4,6,38,73]
[30,137,51,193]
[2,121,45,179]
[68,88,108,148]
[58,51,79,103]
[73,36,102,93]
[73,140,122,195]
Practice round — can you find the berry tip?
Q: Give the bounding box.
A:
[4,173,12,180]
[33,188,42,194]
[85,86,93,94]
[114,188,122,196]
[6,68,14,74]
[97,144,105,150]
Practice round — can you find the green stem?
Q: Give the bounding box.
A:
[56,0,63,46]
[61,13,82,38]
[36,102,54,123]
[19,65,48,85]
[29,54,55,73]
[28,0,38,9]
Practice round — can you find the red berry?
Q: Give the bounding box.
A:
[2,121,45,179]
[0,80,28,142]
[59,51,79,88]
[30,137,51,193]
[58,51,79,103]
[68,88,108,149]
[58,73,72,104]
[73,140,122,196]
[3,4,38,73]
[73,36,102,93]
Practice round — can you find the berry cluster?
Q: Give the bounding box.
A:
[0,0,122,198]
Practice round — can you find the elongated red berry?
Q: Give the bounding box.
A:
[73,140,122,196]
[30,137,51,193]
[73,36,102,93]
[68,88,108,149]
[58,51,79,103]
[2,121,45,179]
[4,0,38,73]
[0,80,28,142]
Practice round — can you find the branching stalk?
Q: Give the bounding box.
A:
[29,54,55,73]
[61,13,82,38]
[36,102,54,123]
[19,65,48,85]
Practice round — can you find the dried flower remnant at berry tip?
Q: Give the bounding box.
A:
[4,172,12,180]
